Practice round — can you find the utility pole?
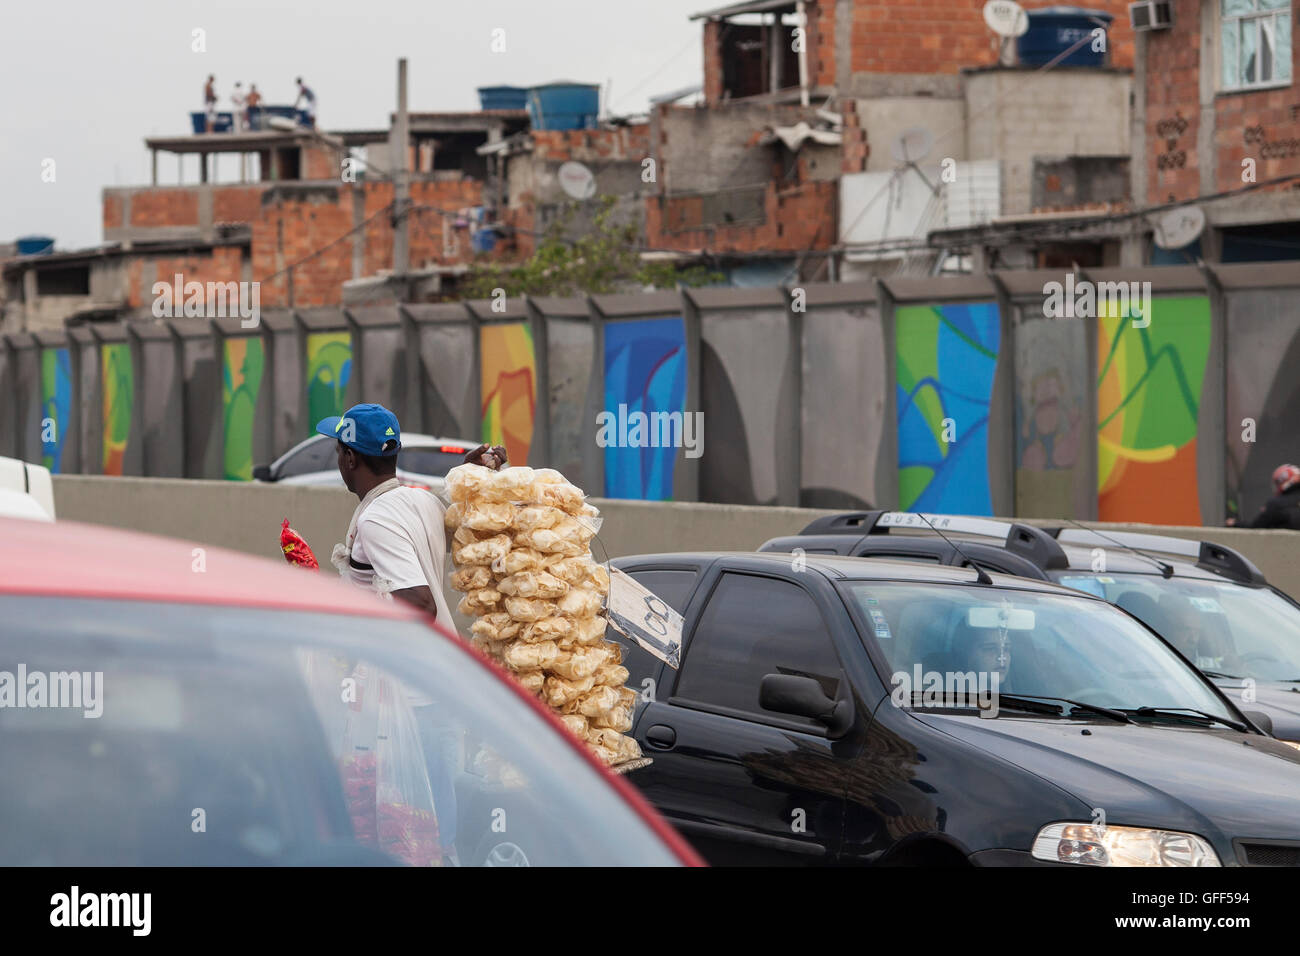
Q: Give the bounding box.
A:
[392,57,411,277]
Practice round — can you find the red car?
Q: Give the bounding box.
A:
[0,517,701,867]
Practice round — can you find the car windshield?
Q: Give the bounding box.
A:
[1052,572,1300,683]
[843,582,1237,722]
[0,597,678,867]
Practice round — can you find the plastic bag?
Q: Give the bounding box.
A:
[512,504,565,532]
[518,616,572,644]
[481,466,537,503]
[502,639,560,672]
[557,588,604,618]
[503,596,559,622]
[497,570,568,599]
[461,502,516,532]
[334,663,442,866]
[450,566,492,592]
[280,519,319,570]
[446,463,498,504]
[453,533,511,566]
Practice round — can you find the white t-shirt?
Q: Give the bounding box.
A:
[345,485,455,630]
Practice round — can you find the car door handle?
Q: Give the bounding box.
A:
[645,724,677,750]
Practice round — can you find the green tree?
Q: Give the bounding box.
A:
[457,196,719,300]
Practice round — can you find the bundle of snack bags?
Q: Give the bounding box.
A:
[444,463,645,771]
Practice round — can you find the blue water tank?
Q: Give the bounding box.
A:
[526,82,600,131]
[477,86,528,111]
[16,236,54,256]
[1017,6,1113,67]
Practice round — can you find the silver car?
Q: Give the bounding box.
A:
[253,433,479,493]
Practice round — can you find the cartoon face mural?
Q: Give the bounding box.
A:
[895,302,1001,514]
[602,317,687,500]
[223,337,264,481]
[41,348,71,473]
[306,332,352,432]
[481,323,536,467]
[101,343,133,476]
[1097,298,1211,524]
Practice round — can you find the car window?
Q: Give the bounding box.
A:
[0,597,680,867]
[277,437,337,478]
[399,447,471,478]
[845,582,1237,721]
[1053,572,1300,682]
[674,572,842,726]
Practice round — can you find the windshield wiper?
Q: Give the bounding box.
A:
[998,693,1132,724]
[1201,670,1244,680]
[1125,707,1248,732]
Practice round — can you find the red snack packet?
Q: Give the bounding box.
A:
[280,518,319,571]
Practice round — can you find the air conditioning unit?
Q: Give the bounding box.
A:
[1129,0,1174,31]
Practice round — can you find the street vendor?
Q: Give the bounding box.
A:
[318,402,459,620]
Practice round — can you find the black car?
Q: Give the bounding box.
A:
[611,551,1300,866]
[760,511,1300,745]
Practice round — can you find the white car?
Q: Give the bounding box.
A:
[253,433,478,492]
[0,457,55,521]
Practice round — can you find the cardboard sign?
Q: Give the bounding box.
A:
[606,568,684,669]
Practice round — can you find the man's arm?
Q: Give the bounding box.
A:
[392,585,438,617]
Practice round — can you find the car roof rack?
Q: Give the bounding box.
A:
[798,511,1069,570]
[797,511,887,535]
[1047,527,1267,586]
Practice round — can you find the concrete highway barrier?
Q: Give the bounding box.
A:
[50,475,1300,602]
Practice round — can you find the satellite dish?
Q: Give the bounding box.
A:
[983,0,1030,37]
[890,127,934,164]
[558,161,597,200]
[1152,205,1206,250]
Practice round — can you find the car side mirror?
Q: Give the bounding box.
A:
[1243,710,1274,735]
[252,464,273,481]
[760,674,852,738]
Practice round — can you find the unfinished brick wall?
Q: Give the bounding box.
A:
[248,178,484,307]
[103,193,123,232]
[129,188,200,228]
[124,246,245,309]
[531,126,651,161]
[1144,0,1300,204]
[849,0,1135,75]
[645,179,837,253]
[212,186,264,225]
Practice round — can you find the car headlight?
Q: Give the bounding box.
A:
[1031,823,1220,867]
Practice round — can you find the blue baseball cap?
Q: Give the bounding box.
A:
[316,403,402,456]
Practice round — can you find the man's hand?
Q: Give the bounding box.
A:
[392,585,438,617]
[464,443,509,471]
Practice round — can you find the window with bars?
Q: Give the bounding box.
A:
[1221,0,1292,91]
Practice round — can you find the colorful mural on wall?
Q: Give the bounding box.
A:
[481,323,536,467]
[896,302,1001,514]
[101,343,133,476]
[1097,298,1211,523]
[223,337,265,481]
[602,317,687,500]
[41,348,71,473]
[306,332,352,431]
[1013,314,1088,519]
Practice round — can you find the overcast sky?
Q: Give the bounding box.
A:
[0,0,707,250]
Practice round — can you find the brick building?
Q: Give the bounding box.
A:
[648,0,1143,280]
[932,0,1298,267]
